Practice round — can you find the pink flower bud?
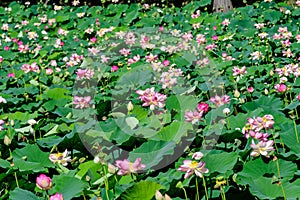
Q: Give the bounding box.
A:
[111,65,118,72]
[50,193,64,200]
[274,84,287,93]
[212,35,218,40]
[247,87,254,93]
[197,102,209,113]
[36,174,52,190]
[7,73,15,78]
[192,152,204,160]
[162,60,170,66]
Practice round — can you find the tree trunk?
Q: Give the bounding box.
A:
[213,0,233,13]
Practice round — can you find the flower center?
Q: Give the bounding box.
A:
[189,161,199,169]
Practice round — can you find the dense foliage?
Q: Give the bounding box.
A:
[1,0,300,199]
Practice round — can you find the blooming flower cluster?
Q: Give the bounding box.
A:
[160,66,183,89]
[65,53,84,67]
[115,158,146,175]
[242,115,275,157]
[178,152,209,179]
[21,62,40,73]
[136,87,167,110]
[275,63,300,78]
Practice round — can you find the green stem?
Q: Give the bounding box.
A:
[195,177,200,200]
[14,172,19,188]
[270,130,279,154]
[275,159,286,200]
[202,176,209,200]
[220,186,226,200]
[293,120,299,143]
[182,187,188,200]
[226,117,230,130]
[101,164,110,200]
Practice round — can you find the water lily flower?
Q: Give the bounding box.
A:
[250,140,274,158]
[36,174,52,190]
[50,193,64,200]
[115,158,146,175]
[178,160,209,179]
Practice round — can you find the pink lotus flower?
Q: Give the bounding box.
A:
[36,174,52,190]
[250,140,274,158]
[244,130,269,142]
[297,94,300,101]
[136,87,167,110]
[178,160,209,179]
[221,19,230,26]
[159,26,164,32]
[46,68,53,75]
[4,46,9,51]
[233,66,247,76]
[76,68,94,79]
[274,84,287,93]
[243,115,274,133]
[115,158,146,175]
[210,95,230,107]
[50,193,64,200]
[282,48,293,57]
[145,53,158,63]
[73,96,91,109]
[197,102,209,113]
[49,149,71,166]
[119,48,131,56]
[21,62,40,73]
[185,110,203,124]
[196,34,206,44]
